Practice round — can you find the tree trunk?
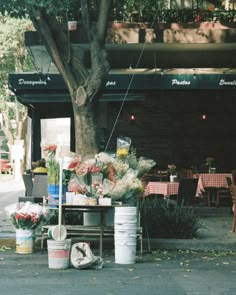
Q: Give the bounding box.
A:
[72,97,99,158]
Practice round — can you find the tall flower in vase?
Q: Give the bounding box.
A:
[43,144,59,185]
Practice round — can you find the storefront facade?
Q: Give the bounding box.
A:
[8,20,236,171]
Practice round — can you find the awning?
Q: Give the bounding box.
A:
[8,69,236,104]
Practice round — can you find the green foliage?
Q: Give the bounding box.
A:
[0,0,167,23]
[0,0,235,24]
[0,16,34,143]
[140,197,202,239]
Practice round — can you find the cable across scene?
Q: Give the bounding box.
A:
[104,13,158,152]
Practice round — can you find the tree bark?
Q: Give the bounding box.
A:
[73,99,99,157]
[29,0,111,158]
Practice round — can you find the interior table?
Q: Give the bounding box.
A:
[193,173,233,206]
[144,181,179,198]
[144,180,202,198]
[193,173,232,192]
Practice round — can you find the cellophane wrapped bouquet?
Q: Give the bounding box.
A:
[4,202,50,231]
[67,136,156,205]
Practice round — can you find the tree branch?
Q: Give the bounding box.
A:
[97,0,112,43]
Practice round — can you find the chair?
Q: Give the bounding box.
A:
[230,184,236,233]
[177,178,198,207]
[179,168,193,179]
[215,176,232,207]
[22,174,33,196]
[32,174,48,198]
[19,174,48,203]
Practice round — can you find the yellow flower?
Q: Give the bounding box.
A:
[117,148,129,158]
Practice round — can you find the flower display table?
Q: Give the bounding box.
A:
[41,204,143,257]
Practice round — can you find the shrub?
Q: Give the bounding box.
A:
[140,197,202,239]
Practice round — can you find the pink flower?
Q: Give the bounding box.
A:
[68,157,82,171]
[88,165,101,174]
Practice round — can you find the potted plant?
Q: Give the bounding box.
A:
[205,157,215,173]
[168,164,177,182]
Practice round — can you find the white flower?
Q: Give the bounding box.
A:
[95,152,114,165]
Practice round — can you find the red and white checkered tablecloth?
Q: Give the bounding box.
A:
[144,182,179,198]
[193,173,232,193]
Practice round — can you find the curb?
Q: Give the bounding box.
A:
[146,239,236,252]
[1,235,236,252]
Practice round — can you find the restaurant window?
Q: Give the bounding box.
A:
[40,118,71,159]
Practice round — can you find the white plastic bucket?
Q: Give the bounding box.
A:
[83,212,101,226]
[115,237,137,264]
[115,207,137,213]
[114,207,138,264]
[115,227,137,238]
[114,220,137,229]
[47,239,71,269]
[16,229,35,254]
[115,207,137,222]
[47,225,67,241]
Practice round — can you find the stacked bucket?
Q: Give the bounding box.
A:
[47,225,71,270]
[114,207,138,264]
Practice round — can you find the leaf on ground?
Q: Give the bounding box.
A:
[201,256,215,260]
[222,262,229,265]
[155,258,162,261]
[3,246,11,250]
[128,268,134,272]
[132,276,140,280]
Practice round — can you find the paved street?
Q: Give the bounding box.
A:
[0,248,236,295]
[1,176,236,294]
[0,176,25,237]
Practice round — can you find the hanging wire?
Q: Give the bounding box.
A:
[28,46,41,74]
[104,12,158,152]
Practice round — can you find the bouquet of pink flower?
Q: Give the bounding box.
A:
[67,137,156,205]
[5,202,49,230]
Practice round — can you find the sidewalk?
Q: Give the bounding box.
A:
[1,207,236,252]
[0,177,236,252]
[0,175,24,193]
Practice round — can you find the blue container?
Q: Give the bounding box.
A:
[48,184,67,208]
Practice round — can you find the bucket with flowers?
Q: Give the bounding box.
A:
[4,201,49,254]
